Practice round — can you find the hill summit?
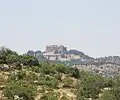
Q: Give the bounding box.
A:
[27,45,91,62]
[26,45,120,77]
[26,45,120,65]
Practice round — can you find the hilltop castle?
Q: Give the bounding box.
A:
[43,45,68,61]
[27,45,82,61]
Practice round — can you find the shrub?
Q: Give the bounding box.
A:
[40,92,58,100]
[62,77,73,88]
[3,81,37,100]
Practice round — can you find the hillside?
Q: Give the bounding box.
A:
[27,45,93,62]
[26,45,120,77]
[26,45,120,65]
[0,47,120,100]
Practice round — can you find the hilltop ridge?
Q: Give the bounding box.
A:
[27,45,93,62]
[26,45,120,77]
[26,45,120,65]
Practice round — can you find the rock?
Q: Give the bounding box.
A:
[14,95,19,100]
[0,64,10,71]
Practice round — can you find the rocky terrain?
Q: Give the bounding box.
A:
[74,63,120,77]
[1,46,120,100]
[27,45,120,65]
[27,45,120,77]
[27,45,93,62]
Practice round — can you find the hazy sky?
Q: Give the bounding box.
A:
[0,0,120,57]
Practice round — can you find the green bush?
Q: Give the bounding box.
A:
[62,77,73,88]
[71,67,80,78]
[0,75,6,86]
[101,90,116,100]
[3,81,37,100]
[76,72,105,99]
[40,92,58,100]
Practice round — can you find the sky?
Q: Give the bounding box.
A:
[0,0,120,57]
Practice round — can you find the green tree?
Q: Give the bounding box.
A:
[71,67,80,78]
[22,55,39,66]
[76,73,105,99]
[6,54,19,64]
[0,47,18,64]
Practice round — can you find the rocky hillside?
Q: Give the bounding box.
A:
[27,45,93,62]
[0,62,120,100]
[26,45,120,77]
[26,45,120,66]
[1,47,120,100]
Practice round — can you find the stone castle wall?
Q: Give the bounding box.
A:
[45,45,67,53]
